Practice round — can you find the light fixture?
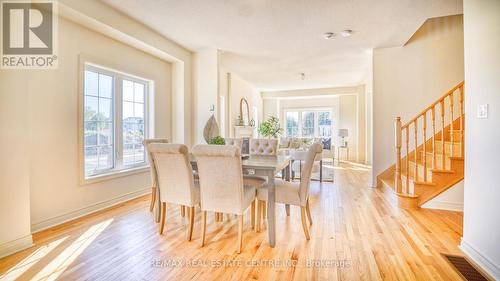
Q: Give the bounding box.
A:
[300,73,305,80]
[340,29,353,37]
[322,32,335,39]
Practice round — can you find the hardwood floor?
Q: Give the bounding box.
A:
[0,162,464,281]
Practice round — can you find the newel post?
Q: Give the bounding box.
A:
[395,117,402,193]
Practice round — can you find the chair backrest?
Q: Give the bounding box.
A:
[225,138,242,149]
[299,143,323,206]
[192,145,245,214]
[249,139,278,155]
[147,143,197,206]
[143,138,169,187]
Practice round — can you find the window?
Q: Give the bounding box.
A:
[219,96,225,137]
[285,109,332,138]
[83,64,150,179]
[253,106,259,137]
[286,111,299,137]
[301,111,315,137]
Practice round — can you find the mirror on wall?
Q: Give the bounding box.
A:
[239,98,250,126]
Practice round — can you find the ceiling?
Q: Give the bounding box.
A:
[101,0,462,91]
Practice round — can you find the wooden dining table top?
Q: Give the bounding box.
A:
[188,154,291,171]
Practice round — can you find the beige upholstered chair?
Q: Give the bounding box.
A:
[192,144,257,253]
[225,138,243,149]
[256,143,323,239]
[144,138,169,213]
[249,139,278,155]
[148,143,200,240]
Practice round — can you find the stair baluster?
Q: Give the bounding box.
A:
[440,100,445,169]
[431,107,436,169]
[449,92,454,157]
[423,113,427,182]
[395,117,402,193]
[405,126,409,193]
[414,120,418,182]
[459,85,464,157]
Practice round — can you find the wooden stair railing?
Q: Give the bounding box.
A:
[394,82,464,198]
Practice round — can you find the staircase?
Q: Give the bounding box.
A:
[378,82,465,208]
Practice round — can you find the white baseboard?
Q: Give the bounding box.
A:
[460,239,500,280]
[31,187,150,233]
[421,200,464,212]
[0,235,33,259]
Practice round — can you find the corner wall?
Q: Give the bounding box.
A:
[461,0,500,279]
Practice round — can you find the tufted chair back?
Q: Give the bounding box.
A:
[148,143,199,207]
[192,145,246,214]
[249,139,278,156]
[299,143,323,206]
[143,138,169,188]
[224,138,243,150]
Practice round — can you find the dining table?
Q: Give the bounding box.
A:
[153,154,291,248]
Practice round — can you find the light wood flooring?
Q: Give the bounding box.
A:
[0,162,464,281]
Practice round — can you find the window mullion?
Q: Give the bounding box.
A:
[115,75,123,170]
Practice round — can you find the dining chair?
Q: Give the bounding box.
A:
[255,143,322,239]
[249,139,278,156]
[248,138,279,217]
[148,143,200,240]
[143,138,169,213]
[224,138,242,149]
[192,144,257,253]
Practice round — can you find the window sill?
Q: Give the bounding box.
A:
[81,165,150,185]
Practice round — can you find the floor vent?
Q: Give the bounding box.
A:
[443,254,488,281]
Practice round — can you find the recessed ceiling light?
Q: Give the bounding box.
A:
[323,32,335,39]
[340,29,353,37]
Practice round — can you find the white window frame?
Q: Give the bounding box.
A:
[79,61,152,184]
[284,108,333,138]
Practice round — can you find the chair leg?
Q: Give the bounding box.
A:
[256,200,262,232]
[306,199,313,225]
[251,200,256,230]
[237,214,243,254]
[159,202,166,234]
[300,207,310,240]
[149,186,156,212]
[201,211,207,247]
[187,206,195,241]
[181,205,185,217]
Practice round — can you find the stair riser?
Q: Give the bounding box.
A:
[435,130,463,142]
[433,142,462,155]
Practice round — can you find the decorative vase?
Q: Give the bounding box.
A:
[203,115,220,143]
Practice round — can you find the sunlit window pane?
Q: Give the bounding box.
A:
[302,111,315,137]
[84,69,115,176]
[286,112,299,137]
[123,80,134,102]
[122,79,146,166]
[99,74,113,98]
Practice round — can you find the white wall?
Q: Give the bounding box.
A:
[193,49,219,144]
[372,15,464,186]
[0,0,194,257]
[223,73,263,137]
[461,1,500,279]
[0,74,33,257]
[422,181,464,211]
[28,18,172,231]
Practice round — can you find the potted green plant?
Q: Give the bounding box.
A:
[258,116,283,139]
[208,136,225,145]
